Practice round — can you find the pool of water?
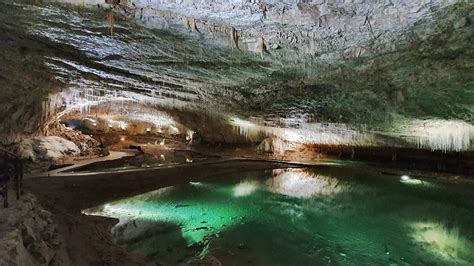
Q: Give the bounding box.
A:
[84,167,474,265]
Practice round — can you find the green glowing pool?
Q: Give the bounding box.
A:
[84,168,474,265]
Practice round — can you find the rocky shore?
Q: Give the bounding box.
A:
[0,192,70,265]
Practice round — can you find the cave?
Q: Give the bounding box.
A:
[0,0,473,265]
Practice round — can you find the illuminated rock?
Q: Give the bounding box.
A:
[17,136,80,162]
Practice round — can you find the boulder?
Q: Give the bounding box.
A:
[17,136,80,162]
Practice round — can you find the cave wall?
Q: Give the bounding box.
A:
[0,94,63,146]
[0,20,65,146]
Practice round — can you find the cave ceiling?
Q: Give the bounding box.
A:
[0,0,473,150]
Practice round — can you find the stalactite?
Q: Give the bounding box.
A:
[189,17,198,32]
[230,117,375,146]
[398,119,473,152]
[414,123,472,152]
[106,10,115,36]
[230,27,239,50]
[184,16,198,32]
[183,16,190,29]
[258,36,266,58]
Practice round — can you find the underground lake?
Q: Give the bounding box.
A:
[83,167,474,265]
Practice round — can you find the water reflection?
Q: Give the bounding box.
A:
[410,222,474,263]
[266,168,345,198]
[233,180,259,197]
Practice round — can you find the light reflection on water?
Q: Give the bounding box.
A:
[84,168,474,265]
[266,168,345,198]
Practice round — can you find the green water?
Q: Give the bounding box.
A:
[84,167,474,265]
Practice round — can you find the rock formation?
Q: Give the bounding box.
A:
[0,193,70,265]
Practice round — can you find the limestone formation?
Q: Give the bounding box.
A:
[189,17,197,32]
[230,27,239,50]
[257,36,266,58]
[106,9,115,35]
[183,16,198,32]
[0,193,70,265]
